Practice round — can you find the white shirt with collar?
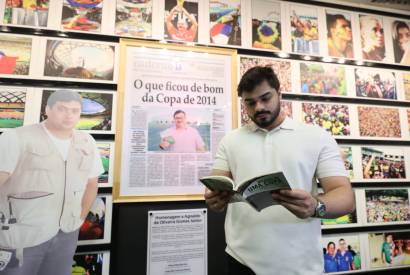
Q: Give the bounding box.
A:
[213,116,348,275]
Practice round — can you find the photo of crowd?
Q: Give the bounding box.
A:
[300,62,347,96]
[361,147,406,179]
[355,68,397,100]
[358,106,401,138]
[369,231,410,268]
[365,189,410,223]
[404,73,410,101]
[251,0,281,50]
[240,56,291,94]
[290,5,319,55]
[302,103,350,136]
[340,146,354,180]
[322,235,361,273]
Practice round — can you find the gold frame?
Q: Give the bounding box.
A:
[113,39,238,203]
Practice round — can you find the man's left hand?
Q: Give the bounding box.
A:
[271,189,316,219]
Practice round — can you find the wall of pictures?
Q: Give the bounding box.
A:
[0,0,409,274]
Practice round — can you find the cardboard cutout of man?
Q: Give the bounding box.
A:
[0,90,103,275]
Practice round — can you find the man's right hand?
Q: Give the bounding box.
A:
[159,140,170,150]
[204,188,233,212]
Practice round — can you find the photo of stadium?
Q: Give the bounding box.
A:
[0,88,26,129]
[40,90,114,132]
[43,39,115,81]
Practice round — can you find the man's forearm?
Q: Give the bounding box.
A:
[80,177,98,220]
[319,185,355,219]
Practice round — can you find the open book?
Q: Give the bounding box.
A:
[200,172,291,212]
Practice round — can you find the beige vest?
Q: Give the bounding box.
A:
[0,124,94,250]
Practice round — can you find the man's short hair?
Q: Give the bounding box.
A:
[173,110,186,117]
[327,14,349,37]
[327,241,335,248]
[46,90,82,108]
[237,66,280,97]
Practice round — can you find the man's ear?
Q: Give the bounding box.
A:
[45,105,50,117]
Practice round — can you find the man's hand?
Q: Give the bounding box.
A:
[271,189,316,219]
[204,188,233,212]
[159,139,170,150]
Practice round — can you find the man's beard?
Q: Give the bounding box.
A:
[250,105,281,129]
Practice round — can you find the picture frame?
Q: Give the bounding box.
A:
[37,88,117,134]
[72,251,110,275]
[96,141,115,188]
[78,193,112,245]
[36,37,118,84]
[113,39,237,202]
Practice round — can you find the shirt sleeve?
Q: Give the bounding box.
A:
[212,137,230,172]
[88,136,105,179]
[0,130,20,174]
[315,130,348,179]
[194,129,205,149]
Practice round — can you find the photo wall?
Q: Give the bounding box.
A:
[1,0,409,274]
[0,1,409,65]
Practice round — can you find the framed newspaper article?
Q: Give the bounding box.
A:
[113,39,237,202]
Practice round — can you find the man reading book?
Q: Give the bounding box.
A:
[204,66,355,275]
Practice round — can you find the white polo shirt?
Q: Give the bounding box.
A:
[213,117,348,275]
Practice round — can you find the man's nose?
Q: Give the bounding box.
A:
[255,100,265,111]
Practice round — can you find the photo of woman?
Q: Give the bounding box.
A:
[392,20,410,65]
